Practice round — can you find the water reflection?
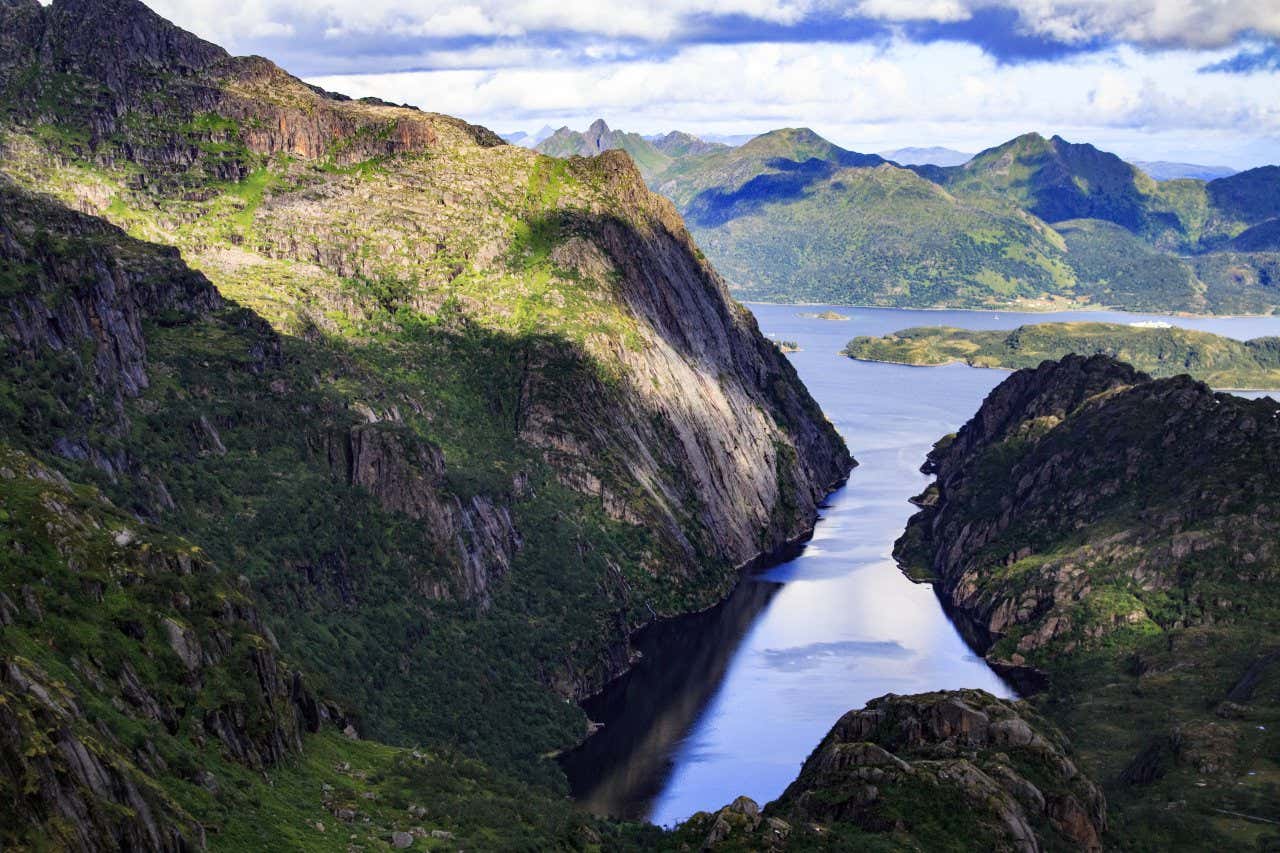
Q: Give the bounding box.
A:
[564,304,1280,826]
[560,578,781,819]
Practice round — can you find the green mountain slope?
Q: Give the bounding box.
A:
[897,355,1280,849]
[844,321,1280,388]
[682,162,1078,307]
[600,122,1280,313]
[934,133,1157,232]
[0,0,852,844]
[529,119,1280,312]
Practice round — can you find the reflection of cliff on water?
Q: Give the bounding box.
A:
[560,578,781,819]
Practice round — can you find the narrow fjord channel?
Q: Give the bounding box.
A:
[564,304,1280,826]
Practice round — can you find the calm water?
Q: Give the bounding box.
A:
[564,305,1280,825]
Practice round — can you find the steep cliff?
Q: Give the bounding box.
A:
[0,0,849,827]
[897,355,1280,848]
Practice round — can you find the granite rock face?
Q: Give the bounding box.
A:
[898,354,1280,666]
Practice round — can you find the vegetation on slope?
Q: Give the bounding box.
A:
[538,123,1280,313]
[844,321,1280,389]
[0,0,851,844]
[897,355,1280,850]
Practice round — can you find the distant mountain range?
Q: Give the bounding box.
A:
[499,124,555,147]
[878,146,973,166]
[531,120,1280,313]
[1133,160,1238,181]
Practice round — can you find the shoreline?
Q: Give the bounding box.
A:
[741,299,1280,321]
[842,354,1280,393]
[558,469,852,746]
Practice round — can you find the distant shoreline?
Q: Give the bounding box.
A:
[740,299,1280,321]
[843,355,1280,394]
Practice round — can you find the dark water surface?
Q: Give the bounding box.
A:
[565,304,1280,826]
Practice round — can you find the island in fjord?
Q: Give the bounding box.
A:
[844,321,1280,389]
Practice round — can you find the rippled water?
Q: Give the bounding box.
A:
[564,304,1280,825]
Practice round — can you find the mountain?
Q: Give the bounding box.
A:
[879,145,973,166]
[528,121,1280,312]
[1206,165,1280,226]
[844,321,1280,388]
[1134,160,1237,181]
[0,0,852,845]
[897,354,1280,848]
[672,160,1078,307]
[930,132,1157,231]
[650,127,885,212]
[639,128,1280,312]
[500,124,555,147]
[535,118,673,178]
[647,130,727,157]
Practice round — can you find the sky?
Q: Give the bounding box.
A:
[147,0,1280,168]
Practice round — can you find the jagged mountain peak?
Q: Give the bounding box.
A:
[43,0,228,79]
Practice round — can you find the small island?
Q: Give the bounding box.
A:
[776,339,801,352]
[843,322,1280,390]
[799,310,850,321]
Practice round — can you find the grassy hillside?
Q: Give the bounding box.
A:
[844,321,1280,388]
[683,162,1079,307]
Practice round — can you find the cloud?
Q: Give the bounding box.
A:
[308,40,1280,142]
[759,640,913,672]
[1201,43,1280,73]
[139,0,1280,166]
[148,0,1280,63]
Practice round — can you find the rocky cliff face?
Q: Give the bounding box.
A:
[896,354,1280,848]
[679,690,1106,852]
[325,423,523,603]
[0,0,850,814]
[898,354,1280,665]
[0,181,221,451]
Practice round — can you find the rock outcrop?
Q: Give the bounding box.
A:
[898,354,1280,665]
[682,690,1105,852]
[324,423,522,602]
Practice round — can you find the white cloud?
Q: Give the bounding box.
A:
[138,0,1280,165]
[148,0,1280,51]
[308,39,1280,167]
